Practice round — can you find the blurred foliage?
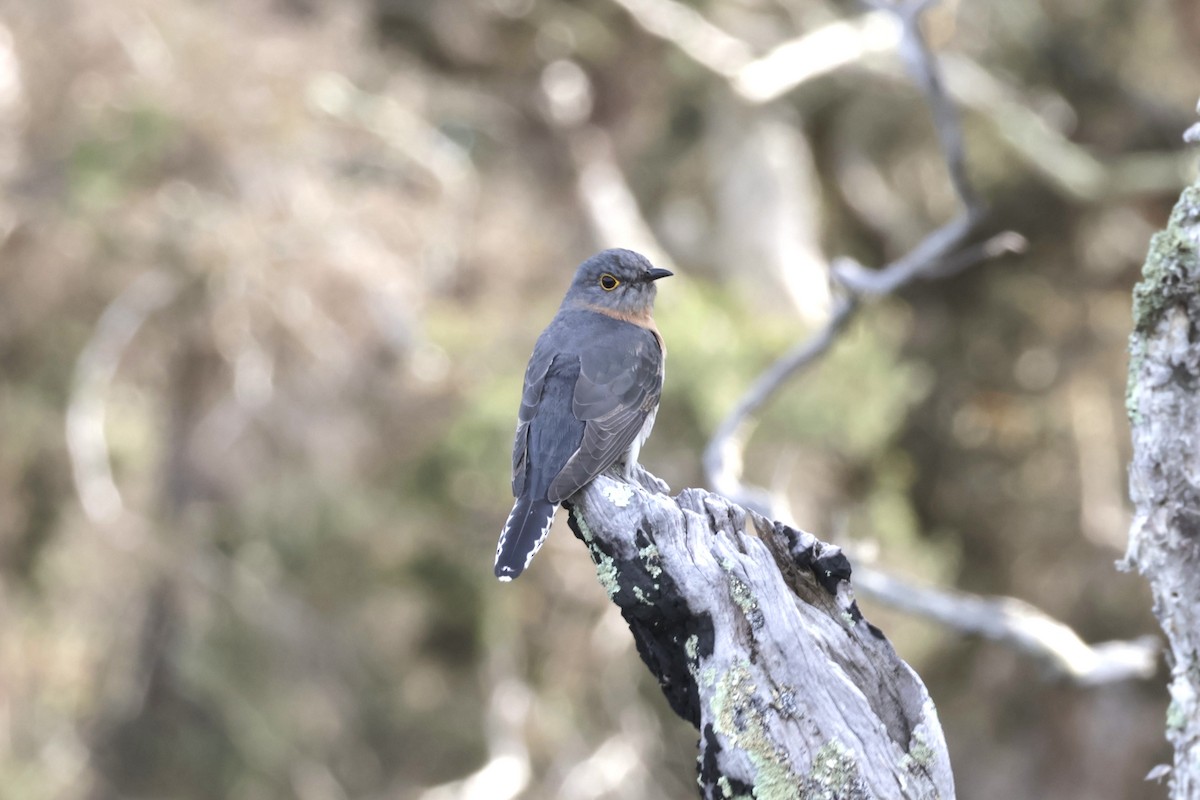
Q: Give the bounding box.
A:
[0,0,1196,798]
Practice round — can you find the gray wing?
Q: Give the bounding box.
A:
[546,326,662,504]
[511,349,553,497]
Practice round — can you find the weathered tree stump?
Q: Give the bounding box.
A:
[565,468,955,799]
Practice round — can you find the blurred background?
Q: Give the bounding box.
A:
[0,0,1197,797]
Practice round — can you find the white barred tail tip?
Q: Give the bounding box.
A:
[493,497,558,581]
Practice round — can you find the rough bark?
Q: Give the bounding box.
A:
[1124,166,1200,798]
[566,468,955,799]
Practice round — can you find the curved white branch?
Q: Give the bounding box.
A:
[66,271,180,523]
[854,566,1159,685]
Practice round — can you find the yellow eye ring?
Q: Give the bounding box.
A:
[599,273,620,291]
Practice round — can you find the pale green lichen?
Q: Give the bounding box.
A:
[1167,698,1186,731]
[805,739,867,799]
[899,730,936,778]
[633,585,651,605]
[571,508,624,597]
[907,734,935,769]
[594,552,620,597]
[1125,335,1146,424]
[728,575,765,630]
[1128,183,1200,424]
[730,576,756,615]
[710,661,802,800]
[683,636,703,683]
[717,776,753,800]
[718,558,759,624]
[708,663,873,799]
[639,542,663,577]
[1132,224,1196,332]
[572,509,594,542]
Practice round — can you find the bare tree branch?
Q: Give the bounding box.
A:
[701,0,988,546]
[606,0,753,80]
[934,53,1192,201]
[608,0,1192,200]
[67,270,181,523]
[703,294,857,516]
[875,0,979,210]
[732,11,901,102]
[830,212,976,296]
[699,223,1024,524]
[853,566,1158,685]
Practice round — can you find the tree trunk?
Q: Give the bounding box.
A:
[566,468,955,799]
[1124,167,1200,798]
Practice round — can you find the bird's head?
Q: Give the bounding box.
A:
[564,248,673,316]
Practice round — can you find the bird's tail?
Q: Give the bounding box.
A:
[494,496,558,581]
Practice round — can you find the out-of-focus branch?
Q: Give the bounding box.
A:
[732,12,901,102]
[605,0,753,80]
[607,0,1192,201]
[704,295,856,514]
[934,53,1192,201]
[705,0,1012,513]
[831,212,974,295]
[853,566,1159,685]
[703,220,1025,516]
[67,270,181,523]
[877,0,978,210]
[611,0,900,100]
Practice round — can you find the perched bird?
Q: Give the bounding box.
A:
[494,248,672,581]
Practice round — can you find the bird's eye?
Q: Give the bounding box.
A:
[599,273,620,291]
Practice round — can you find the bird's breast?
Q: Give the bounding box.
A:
[579,303,666,357]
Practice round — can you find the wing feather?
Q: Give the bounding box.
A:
[511,352,553,496]
[546,328,662,503]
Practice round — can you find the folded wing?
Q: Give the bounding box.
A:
[546,329,662,504]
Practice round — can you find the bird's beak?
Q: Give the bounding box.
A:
[646,267,673,281]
